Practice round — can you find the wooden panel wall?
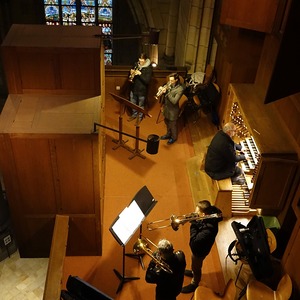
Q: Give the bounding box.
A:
[0,134,100,257]
[220,0,279,33]
[1,47,100,95]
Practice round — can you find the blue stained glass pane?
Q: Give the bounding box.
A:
[62,6,77,23]
[100,23,112,35]
[81,0,95,5]
[44,0,59,4]
[81,7,95,23]
[104,53,112,65]
[45,6,59,21]
[62,0,76,5]
[98,0,112,6]
[98,7,112,22]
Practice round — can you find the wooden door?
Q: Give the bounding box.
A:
[250,157,298,213]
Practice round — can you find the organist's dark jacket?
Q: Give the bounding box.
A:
[204,130,245,180]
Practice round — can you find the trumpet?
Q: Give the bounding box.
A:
[133,236,173,274]
[147,212,222,231]
[128,64,140,82]
[155,82,171,99]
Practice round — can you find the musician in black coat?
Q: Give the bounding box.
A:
[204,122,247,184]
[128,53,153,123]
[181,200,223,294]
[146,239,186,300]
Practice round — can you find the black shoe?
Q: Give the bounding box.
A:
[232,177,245,185]
[127,115,137,122]
[160,135,170,140]
[181,283,198,294]
[167,138,176,145]
[184,270,193,277]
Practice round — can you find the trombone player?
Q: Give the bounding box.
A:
[181,200,223,294]
[145,239,186,300]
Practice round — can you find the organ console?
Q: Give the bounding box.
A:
[223,83,298,215]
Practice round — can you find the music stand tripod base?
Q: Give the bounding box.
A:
[112,138,134,152]
[128,148,145,160]
[113,268,140,294]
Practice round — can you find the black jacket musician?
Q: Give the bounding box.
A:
[128,53,153,123]
[146,239,186,300]
[181,200,223,294]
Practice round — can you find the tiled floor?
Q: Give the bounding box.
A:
[0,250,48,300]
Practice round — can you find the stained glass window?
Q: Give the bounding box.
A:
[44,0,60,25]
[44,0,113,64]
[81,0,96,26]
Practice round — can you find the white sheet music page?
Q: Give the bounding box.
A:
[112,200,145,245]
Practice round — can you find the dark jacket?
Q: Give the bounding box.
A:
[205,130,245,180]
[162,83,184,121]
[189,206,223,258]
[145,250,186,300]
[131,58,153,97]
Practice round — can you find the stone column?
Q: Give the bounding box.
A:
[163,0,180,64]
[194,0,215,71]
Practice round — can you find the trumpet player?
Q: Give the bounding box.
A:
[146,239,186,300]
[159,73,185,145]
[181,200,223,294]
[128,53,153,124]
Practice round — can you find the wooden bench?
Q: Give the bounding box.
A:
[43,215,69,300]
[186,155,232,218]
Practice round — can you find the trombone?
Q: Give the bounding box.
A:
[147,212,222,231]
[133,236,173,274]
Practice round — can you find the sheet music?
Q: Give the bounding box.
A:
[111,200,145,245]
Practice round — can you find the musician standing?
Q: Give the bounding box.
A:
[146,239,186,300]
[160,73,185,145]
[128,53,153,124]
[181,200,222,294]
[204,122,247,185]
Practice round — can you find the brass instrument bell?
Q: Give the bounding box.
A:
[133,237,173,274]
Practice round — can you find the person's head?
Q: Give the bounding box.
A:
[168,73,180,86]
[223,122,236,138]
[138,53,148,66]
[195,200,212,216]
[157,238,174,260]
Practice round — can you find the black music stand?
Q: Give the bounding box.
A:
[109,186,157,294]
[124,186,158,269]
[110,93,152,159]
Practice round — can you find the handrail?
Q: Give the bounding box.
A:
[43,215,69,300]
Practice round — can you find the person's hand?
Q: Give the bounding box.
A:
[244,153,250,161]
[135,70,141,76]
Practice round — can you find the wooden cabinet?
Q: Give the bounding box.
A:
[1,24,101,95]
[220,0,280,33]
[0,25,105,258]
[250,157,297,212]
[0,94,102,257]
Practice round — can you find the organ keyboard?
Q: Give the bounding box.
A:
[224,83,298,216]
